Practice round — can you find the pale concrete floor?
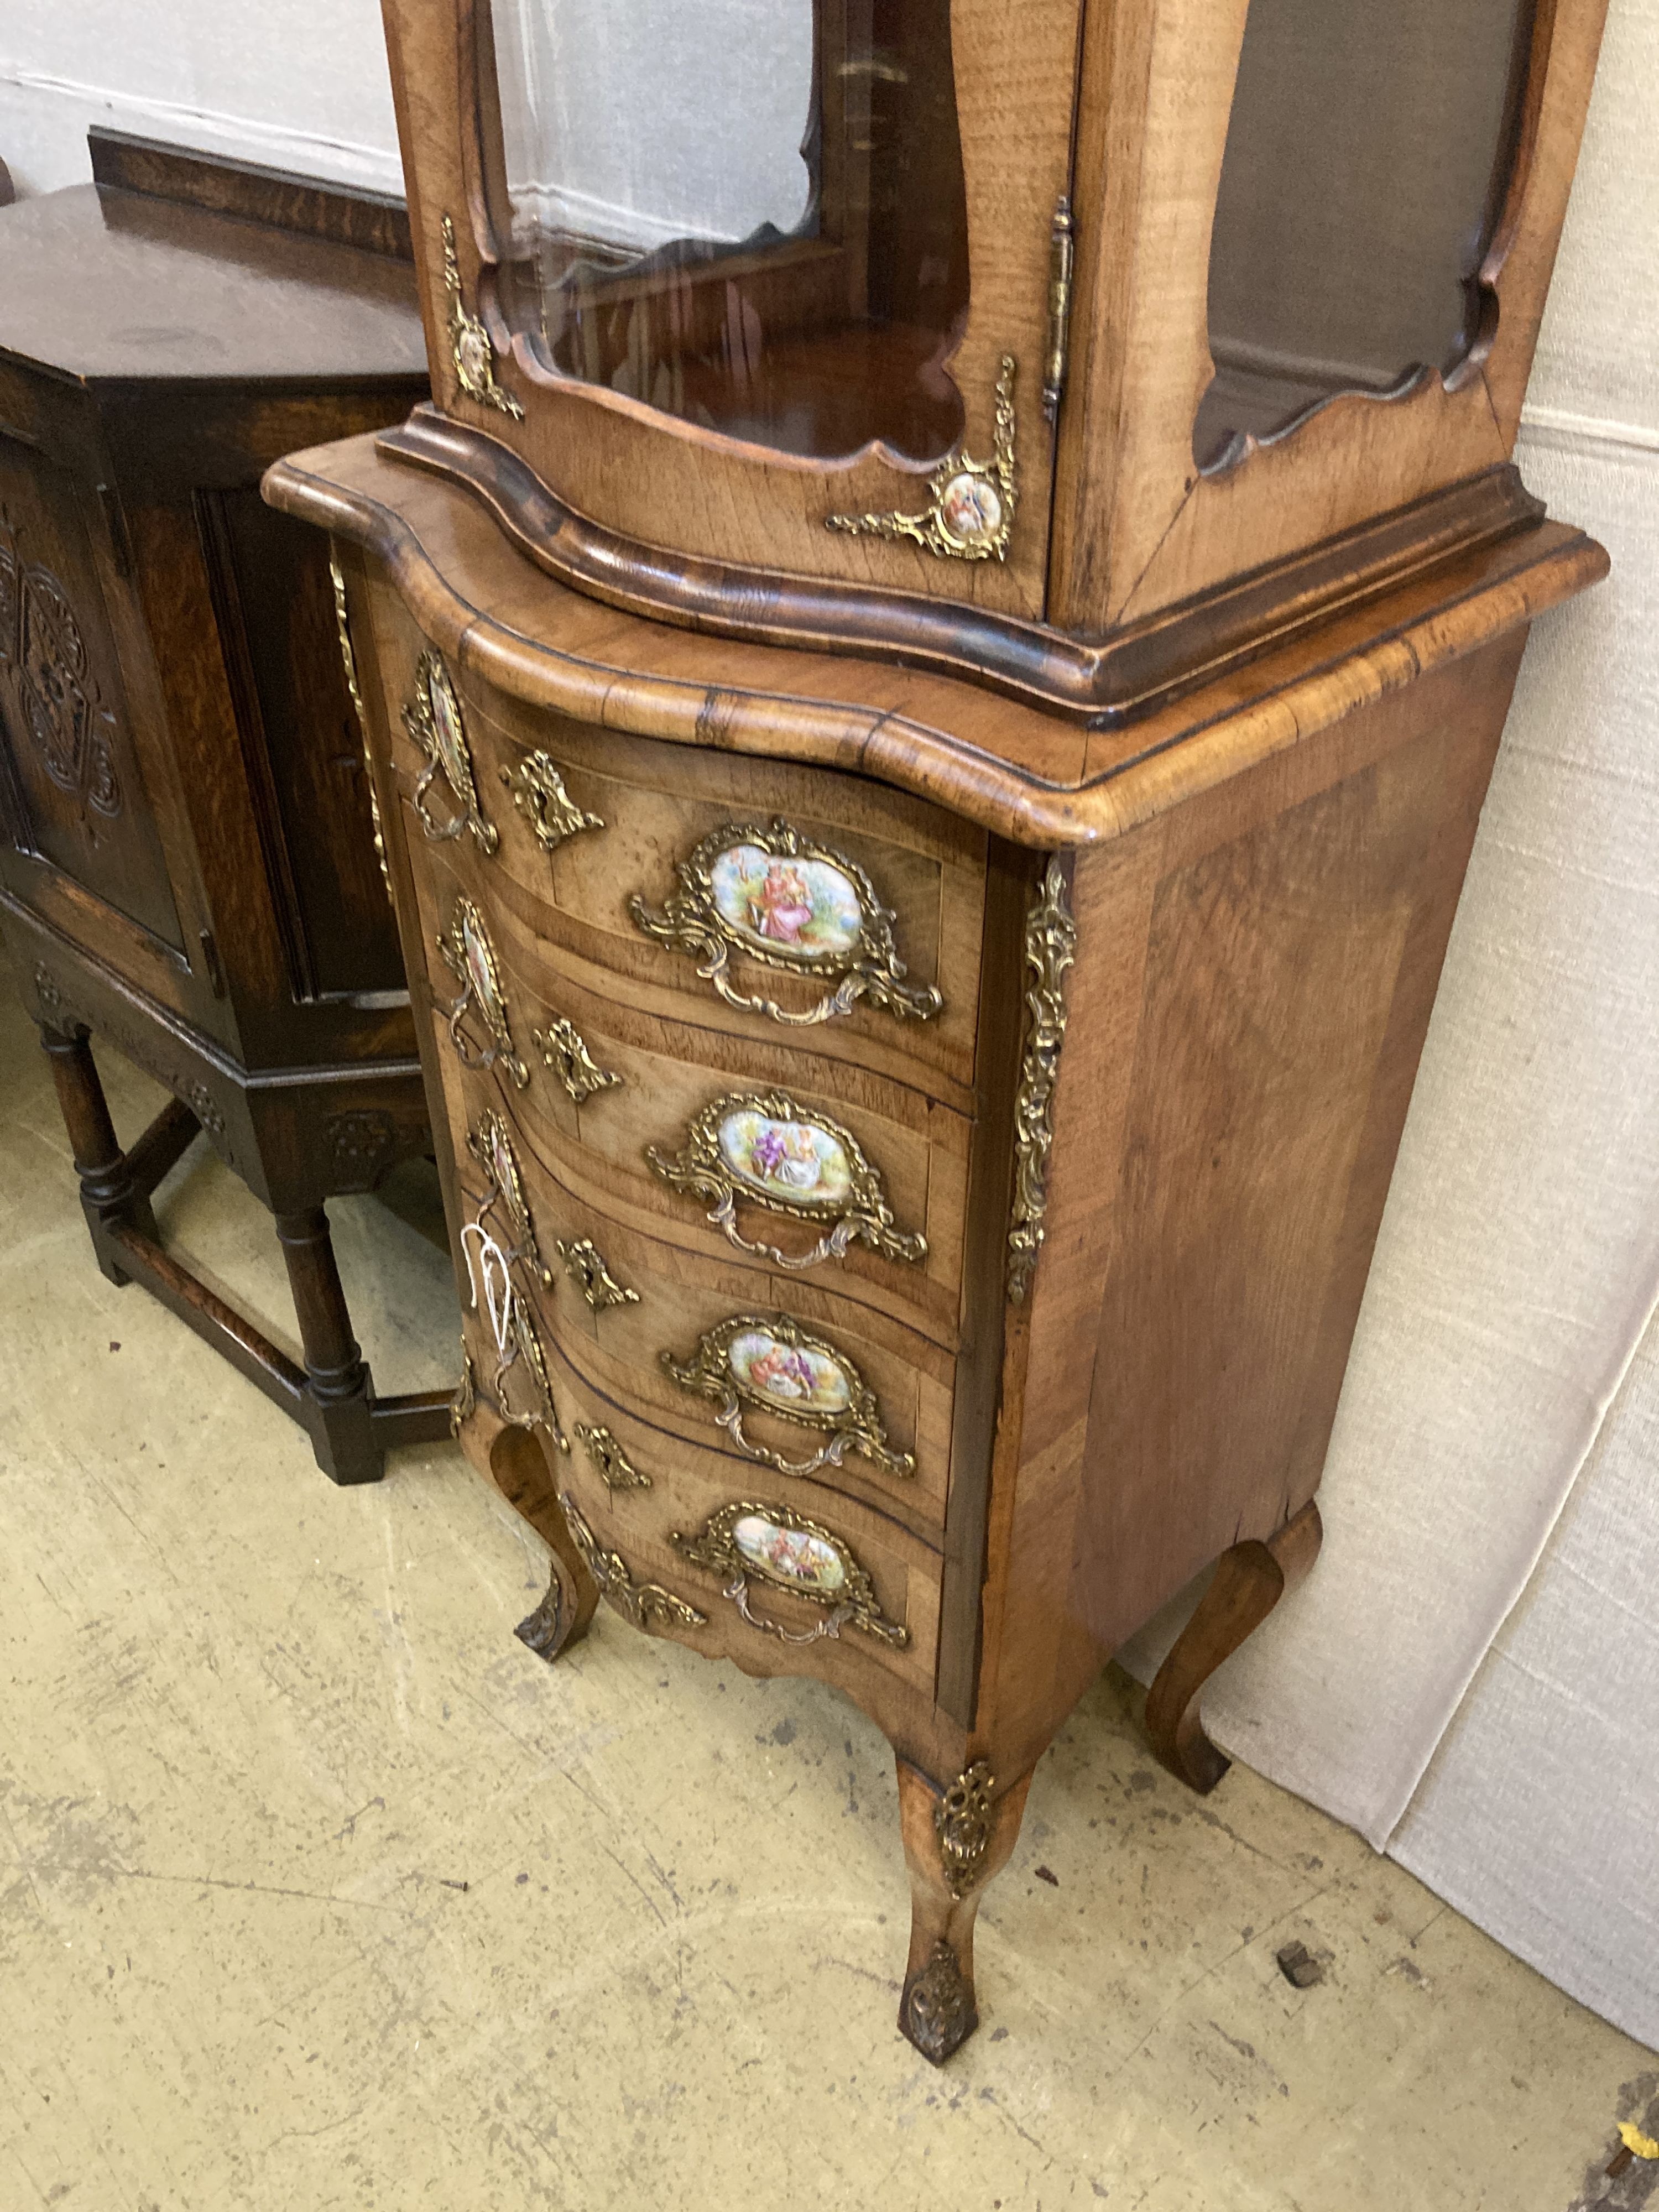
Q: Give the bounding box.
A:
[0,974,1653,2212]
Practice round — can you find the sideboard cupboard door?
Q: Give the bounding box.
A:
[0,431,199,1018]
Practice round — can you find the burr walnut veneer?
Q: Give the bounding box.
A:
[267,0,1609,2059]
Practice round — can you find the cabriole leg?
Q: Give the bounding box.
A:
[1144,1499,1323,1794]
[488,1426,599,1663]
[895,1756,1034,2065]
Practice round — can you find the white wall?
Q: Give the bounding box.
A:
[0,0,401,200]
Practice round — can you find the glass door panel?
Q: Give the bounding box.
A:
[1196,0,1536,469]
[490,0,970,463]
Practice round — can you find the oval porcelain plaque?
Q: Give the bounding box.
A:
[727,1327,853,1415]
[732,1513,848,1595]
[709,843,864,962]
[941,470,1004,546]
[717,1108,854,1209]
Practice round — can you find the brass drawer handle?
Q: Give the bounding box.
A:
[468,1108,553,1286]
[534,1016,621,1103]
[561,1494,707,1633]
[436,896,529,1087]
[555,1236,639,1313]
[648,1089,926,1272]
[459,1204,568,1453]
[576,1422,651,1492]
[503,752,603,853]
[672,1500,909,1647]
[661,1313,914,1481]
[405,651,498,855]
[629,819,942,1028]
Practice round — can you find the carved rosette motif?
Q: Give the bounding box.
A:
[827,356,1019,564]
[0,518,123,822]
[560,1493,707,1635]
[1007,858,1077,1305]
[442,213,524,420]
[629,818,942,1029]
[326,1108,396,1192]
[936,1761,996,1897]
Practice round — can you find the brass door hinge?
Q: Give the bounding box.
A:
[1042,195,1076,423]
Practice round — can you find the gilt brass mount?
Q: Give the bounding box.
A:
[1007,859,1076,1304]
[827,357,1018,563]
[671,1499,909,1648]
[629,818,942,1029]
[662,1312,914,1482]
[534,1016,621,1104]
[646,1089,926,1272]
[436,896,529,1087]
[937,1761,997,1897]
[502,752,603,853]
[561,1493,707,1634]
[441,213,523,420]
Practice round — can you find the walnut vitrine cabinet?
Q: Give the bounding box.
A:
[268,0,1610,2059]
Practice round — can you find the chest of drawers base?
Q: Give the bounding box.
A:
[269,437,1604,2061]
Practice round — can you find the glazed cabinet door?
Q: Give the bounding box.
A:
[387,0,1084,621]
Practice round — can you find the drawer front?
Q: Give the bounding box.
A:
[373,604,978,1697]
[451,1110,953,1541]
[537,1321,943,1703]
[371,619,987,1112]
[413,836,968,1353]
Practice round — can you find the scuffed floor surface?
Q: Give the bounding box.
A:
[0,978,1652,2212]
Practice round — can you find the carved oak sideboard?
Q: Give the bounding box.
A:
[0,132,449,1483]
[268,0,1608,2058]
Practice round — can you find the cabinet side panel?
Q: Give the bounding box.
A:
[1072,634,1527,1651]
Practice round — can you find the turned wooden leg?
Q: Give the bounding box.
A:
[895,1756,1034,2064]
[274,1204,380,1486]
[489,1426,599,1663]
[1145,1499,1323,1794]
[38,1024,161,1284]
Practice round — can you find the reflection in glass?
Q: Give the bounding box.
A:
[490,0,970,462]
[1196,0,1536,469]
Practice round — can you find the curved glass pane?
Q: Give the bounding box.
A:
[490,0,969,462]
[1196,0,1536,469]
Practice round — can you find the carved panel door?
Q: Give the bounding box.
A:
[0,436,184,958]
